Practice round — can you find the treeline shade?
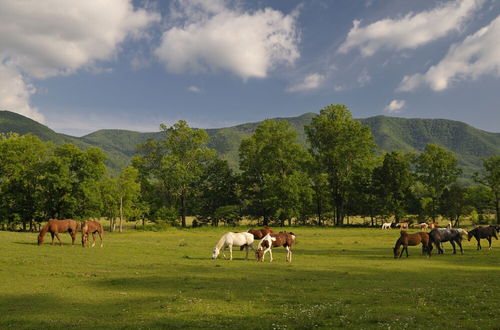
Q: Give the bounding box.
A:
[1,105,499,230]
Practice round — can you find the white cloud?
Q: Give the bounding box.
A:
[357,69,371,86]
[384,99,406,113]
[188,85,202,93]
[339,0,484,56]
[0,62,44,123]
[398,15,500,92]
[286,73,325,92]
[155,0,300,79]
[0,0,159,121]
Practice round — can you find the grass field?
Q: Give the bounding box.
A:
[0,227,499,329]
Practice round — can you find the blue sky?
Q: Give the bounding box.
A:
[1,0,499,135]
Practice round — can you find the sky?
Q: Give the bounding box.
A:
[1,0,499,136]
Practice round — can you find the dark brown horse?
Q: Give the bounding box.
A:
[248,227,273,239]
[256,231,296,262]
[38,219,80,246]
[81,221,104,247]
[428,228,464,254]
[393,231,431,258]
[468,226,498,250]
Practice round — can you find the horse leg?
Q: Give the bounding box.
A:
[54,232,62,246]
[51,232,55,246]
[245,245,249,260]
[91,232,96,247]
[488,237,492,250]
[450,241,456,254]
[222,245,227,259]
[476,237,481,250]
[229,244,233,260]
[399,245,405,258]
[457,240,463,254]
[98,231,103,247]
[71,232,76,246]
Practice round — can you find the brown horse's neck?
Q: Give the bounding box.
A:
[38,222,50,242]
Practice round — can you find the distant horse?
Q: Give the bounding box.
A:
[381,222,392,230]
[81,221,104,248]
[446,222,453,229]
[393,231,430,258]
[38,219,80,246]
[467,226,498,250]
[429,228,464,254]
[395,222,409,230]
[256,232,296,262]
[412,223,429,231]
[212,232,255,260]
[428,222,439,229]
[247,227,273,239]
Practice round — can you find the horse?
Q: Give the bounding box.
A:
[212,232,255,260]
[395,222,409,230]
[467,226,498,250]
[38,219,80,246]
[428,222,439,229]
[256,232,296,262]
[412,223,429,231]
[81,221,104,248]
[381,222,392,230]
[247,227,273,239]
[393,231,431,258]
[446,222,453,229]
[428,228,464,254]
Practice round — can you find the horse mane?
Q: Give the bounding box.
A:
[215,233,227,250]
[38,222,50,238]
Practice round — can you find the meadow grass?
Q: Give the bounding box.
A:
[0,227,499,329]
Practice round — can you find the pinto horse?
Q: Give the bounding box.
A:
[467,226,498,250]
[247,227,273,239]
[393,231,430,258]
[429,228,464,254]
[256,232,296,262]
[38,219,80,246]
[212,232,255,260]
[81,221,104,248]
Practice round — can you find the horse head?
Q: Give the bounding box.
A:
[211,247,220,260]
[393,246,399,259]
[256,248,264,262]
[37,233,44,245]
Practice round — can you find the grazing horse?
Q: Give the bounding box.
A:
[393,231,431,258]
[395,222,409,230]
[81,221,104,248]
[412,223,429,231]
[381,222,392,230]
[247,227,273,239]
[467,226,498,250]
[38,219,80,246]
[256,232,296,262]
[429,228,464,254]
[212,232,255,260]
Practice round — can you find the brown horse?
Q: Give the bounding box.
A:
[81,221,104,248]
[248,227,273,239]
[467,226,498,250]
[256,231,296,262]
[38,219,80,246]
[393,231,431,258]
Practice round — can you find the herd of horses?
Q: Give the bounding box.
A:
[37,219,104,247]
[36,219,498,261]
[393,225,499,258]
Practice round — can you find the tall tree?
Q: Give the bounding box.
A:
[117,166,141,232]
[239,119,308,226]
[305,104,376,225]
[474,155,500,223]
[415,144,461,221]
[372,151,414,223]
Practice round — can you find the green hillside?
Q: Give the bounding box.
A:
[1,110,499,179]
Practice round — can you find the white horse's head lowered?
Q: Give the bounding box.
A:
[212,247,220,259]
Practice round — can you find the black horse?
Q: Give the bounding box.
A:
[467,226,498,250]
[429,228,464,255]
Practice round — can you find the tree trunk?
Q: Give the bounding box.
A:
[181,194,186,227]
[119,196,123,233]
[263,215,269,226]
[142,218,145,226]
[316,195,322,226]
[495,192,500,224]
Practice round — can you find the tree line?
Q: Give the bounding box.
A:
[1,105,499,231]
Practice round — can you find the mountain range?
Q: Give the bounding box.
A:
[1,110,499,182]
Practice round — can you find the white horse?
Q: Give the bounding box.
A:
[212,232,255,260]
[381,222,392,230]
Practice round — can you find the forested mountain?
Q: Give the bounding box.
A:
[1,110,499,179]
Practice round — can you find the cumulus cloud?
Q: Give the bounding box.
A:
[286,73,325,92]
[155,0,300,79]
[0,63,43,123]
[339,0,483,56]
[188,85,202,93]
[398,15,500,91]
[384,99,406,113]
[0,0,159,121]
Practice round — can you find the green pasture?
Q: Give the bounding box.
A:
[0,227,499,329]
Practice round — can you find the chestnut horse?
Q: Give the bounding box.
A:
[82,221,104,248]
[247,227,273,239]
[256,232,296,262]
[467,226,498,250]
[38,219,80,246]
[393,231,431,258]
